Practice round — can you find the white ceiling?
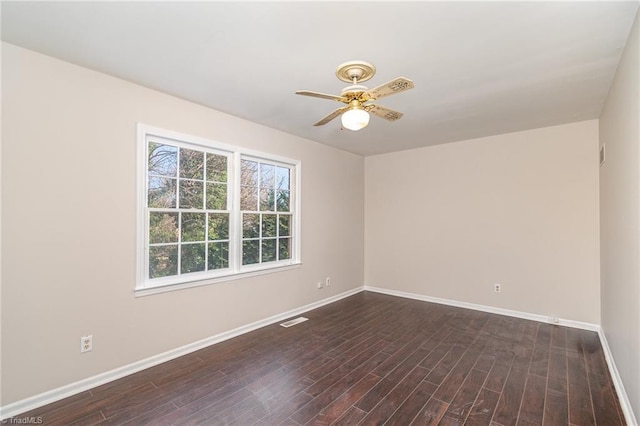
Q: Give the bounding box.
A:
[2,1,638,156]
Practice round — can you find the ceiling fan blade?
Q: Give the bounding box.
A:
[365,77,414,100]
[314,106,349,126]
[368,104,404,122]
[296,90,348,103]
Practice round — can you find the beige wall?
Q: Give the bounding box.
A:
[1,43,364,405]
[365,121,601,323]
[599,10,640,421]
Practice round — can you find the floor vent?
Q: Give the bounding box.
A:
[280,317,309,328]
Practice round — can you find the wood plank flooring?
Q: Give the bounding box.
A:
[15,291,625,425]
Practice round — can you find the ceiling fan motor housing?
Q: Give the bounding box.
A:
[341,84,370,101]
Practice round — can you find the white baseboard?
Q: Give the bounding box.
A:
[364,285,599,330]
[0,286,364,420]
[364,285,637,425]
[597,328,638,426]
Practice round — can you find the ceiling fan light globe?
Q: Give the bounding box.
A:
[341,108,370,131]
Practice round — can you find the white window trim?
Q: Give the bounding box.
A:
[136,124,301,296]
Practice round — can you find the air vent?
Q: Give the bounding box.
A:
[280,317,309,328]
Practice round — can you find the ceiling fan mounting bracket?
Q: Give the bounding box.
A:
[335,61,376,83]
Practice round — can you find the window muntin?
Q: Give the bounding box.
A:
[138,126,299,291]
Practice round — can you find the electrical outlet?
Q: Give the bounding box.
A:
[549,315,559,324]
[80,335,93,353]
[494,283,501,293]
[316,282,323,289]
[325,277,331,287]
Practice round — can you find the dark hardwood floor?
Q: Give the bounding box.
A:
[15,291,625,425]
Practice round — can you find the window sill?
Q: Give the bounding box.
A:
[134,262,302,298]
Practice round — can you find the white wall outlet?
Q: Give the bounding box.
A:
[494,283,501,293]
[80,335,93,353]
[325,277,331,287]
[316,281,323,289]
[549,315,559,324]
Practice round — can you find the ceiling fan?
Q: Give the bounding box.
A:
[295,61,414,131]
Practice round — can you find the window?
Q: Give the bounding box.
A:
[240,158,293,266]
[137,125,299,293]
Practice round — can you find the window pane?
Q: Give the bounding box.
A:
[148,177,176,208]
[260,164,275,188]
[179,180,204,209]
[208,242,229,270]
[241,186,258,211]
[276,167,290,190]
[206,183,227,210]
[148,143,177,177]
[262,214,276,238]
[181,243,206,273]
[149,245,178,278]
[208,213,229,240]
[278,238,291,260]
[278,215,290,237]
[243,213,259,238]
[260,188,275,211]
[241,159,258,186]
[149,212,178,244]
[181,213,205,242]
[242,240,259,265]
[276,190,290,212]
[262,239,277,262]
[206,154,227,182]
[179,148,204,179]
